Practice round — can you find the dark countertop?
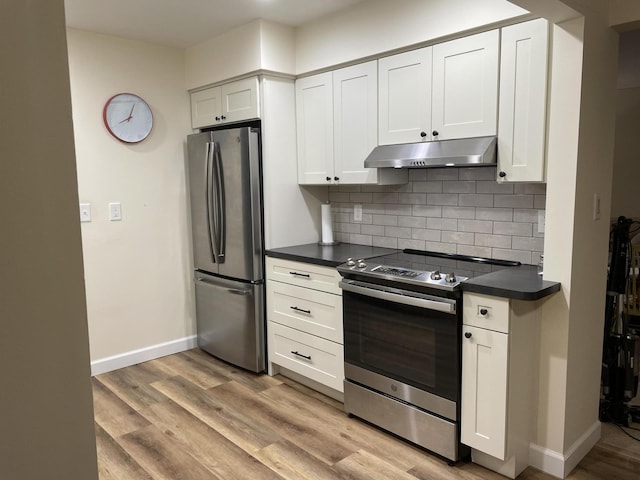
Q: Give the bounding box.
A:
[461,264,561,301]
[266,243,561,301]
[266,243,398,268]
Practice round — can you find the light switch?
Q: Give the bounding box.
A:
[109,202,122,221]
[79,203,91,222]
[354,204,363,222]
[537,210,545,233]
[593,194,601,221]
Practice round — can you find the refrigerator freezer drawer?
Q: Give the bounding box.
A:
[194,272,265,372]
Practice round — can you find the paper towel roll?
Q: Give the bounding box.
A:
[321,203,334,244]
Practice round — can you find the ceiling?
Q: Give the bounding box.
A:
[64,0,367,49]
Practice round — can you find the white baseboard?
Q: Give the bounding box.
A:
[529,420,601,478]
[90,335,198,376]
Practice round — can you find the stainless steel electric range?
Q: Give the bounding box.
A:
[337,249,519,463]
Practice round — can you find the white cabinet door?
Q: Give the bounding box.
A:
[497,19,549,183]
[296,72,334,185]
[461,324,509,460]
[191,86,222,129]
[221,76,260,123]
[432,30,499,140]
[379,47,433,145]
[333,61,379,184]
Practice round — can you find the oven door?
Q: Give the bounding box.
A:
[340,279,460,403]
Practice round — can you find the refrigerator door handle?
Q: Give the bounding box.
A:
[205,142,220,264]
[213,140,226,262]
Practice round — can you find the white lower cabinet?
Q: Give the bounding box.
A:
[461,292,541,479]
[266,256,344,399]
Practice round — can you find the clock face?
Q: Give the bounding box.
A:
[103,93,153,143]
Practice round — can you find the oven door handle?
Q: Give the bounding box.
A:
[339,280,456,314]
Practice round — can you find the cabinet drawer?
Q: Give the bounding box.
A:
[265,256,342,295]
[268,322,344,392]
[463,292,510,333]
[267,281,343,343]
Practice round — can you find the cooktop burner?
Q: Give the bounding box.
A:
[337,249,521,292]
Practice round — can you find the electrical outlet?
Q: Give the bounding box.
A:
[109,202,122,221]
[79,203,91,222]
[538,210,545,233]
[354,204,363,222]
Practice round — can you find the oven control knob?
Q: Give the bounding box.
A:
[356,259,367,268]
[445,272,457,283]
[430,270,442,280]
[346,257,356,267]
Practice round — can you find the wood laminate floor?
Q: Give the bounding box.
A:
[93,349,640,480]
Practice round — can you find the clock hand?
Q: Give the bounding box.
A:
[119,104,136,123]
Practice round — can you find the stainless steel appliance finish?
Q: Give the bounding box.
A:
[364,136,496,169]
[187,122,265,372]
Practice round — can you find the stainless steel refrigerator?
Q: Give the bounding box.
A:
[186,123,265,372]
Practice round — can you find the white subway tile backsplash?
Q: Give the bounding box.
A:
[442,231,475,245]
[412,229,441,241]
[412,181,443,193]
[398,216,427,228]
[427,193,458,206]
[330,174,545,264]
[476,207,513,221]
[427,168,459,181]
[459,194,494,207]
[427,217,458,231]
[399,193,428,204]
[494,195,534,209]
[443,206,476,219]
[493,221,533,236]
[372,214,399,226]
[443,181,476,194]
[385,226,412,239]
[458,219,493,233]
[475,233,512,249]
[413,205,443,217]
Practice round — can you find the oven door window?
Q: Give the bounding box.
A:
[343,290,459,401]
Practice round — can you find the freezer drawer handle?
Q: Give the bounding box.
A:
[290,306,311,314]
[289,271,310,278]
[291,351,312,360]
[228,288,251,296]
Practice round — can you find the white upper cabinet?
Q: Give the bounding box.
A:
[497,19,549,183]
[333,61,379,184]
[296,63,407,185]
[296,72,334,184]
[378,47,433,145]
[191,77,260,129]
[432,30,499,140]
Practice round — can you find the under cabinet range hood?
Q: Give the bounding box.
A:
[364,136,497,169]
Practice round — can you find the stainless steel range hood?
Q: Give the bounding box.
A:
[364,136,497,169]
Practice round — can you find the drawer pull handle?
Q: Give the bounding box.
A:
[289,271,310,278]
[479,308,488,316]
[464,332,472,339]
[291,351,311,360]
[290,306,311,315]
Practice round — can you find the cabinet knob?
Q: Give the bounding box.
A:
[420,131,427,138]
[432,130,439,137]
[480,308,488,316]
[220,115,226,120]
[464,332,472,339]
[334,176,339,181]
[326,176,331,181]
[499,171,507,178]
[215,116,220,121]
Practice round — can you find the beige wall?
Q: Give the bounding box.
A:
[294,0,528,74]
[0,1,98,478]
[66,29,195,363]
